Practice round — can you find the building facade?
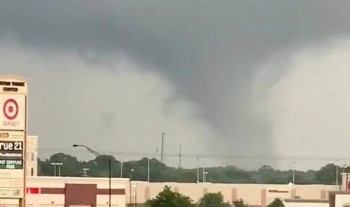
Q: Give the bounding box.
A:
[0,177,127,207]
[123,181,338,206]
[26,136,38,177]
[0,136,344,207]
[0,177,339,207]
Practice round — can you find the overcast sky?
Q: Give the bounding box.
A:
[1,0,350,169]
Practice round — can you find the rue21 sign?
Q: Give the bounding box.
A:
[0,140,24,169]
[0,94,25,131]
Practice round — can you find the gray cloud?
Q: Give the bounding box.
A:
[1,0,350,167]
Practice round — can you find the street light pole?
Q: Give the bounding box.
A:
[129,168,134,205]
[73,144,111,207]
[147,158,150,182]
[336,165,339,185]
[108,158,111,206]
[335,159,340,186]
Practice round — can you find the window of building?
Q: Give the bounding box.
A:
[31,168,34,176]
[31,152,35,161]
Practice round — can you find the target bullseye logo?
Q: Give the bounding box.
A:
[3,99,19,120]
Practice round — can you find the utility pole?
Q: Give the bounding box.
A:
[129,168,134,205]
[292,161,297,184]
[160,132,164,163]
[178,143,182,169]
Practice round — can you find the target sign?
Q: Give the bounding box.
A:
[0,95,25,130]
[3,99,19,120]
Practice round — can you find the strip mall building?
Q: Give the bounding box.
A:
[1,76,350,207]
[2,135,127,207]
[2,176,347,207]
[1,136,350,207]
[0,135,347,207]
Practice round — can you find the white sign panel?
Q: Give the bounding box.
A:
[0,187,22,198]
[336,194,350,207]
[0,94,26,130]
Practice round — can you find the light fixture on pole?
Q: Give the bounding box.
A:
[203,171,208,182]
[51,162,63,176]
[50,162,56,176]
[73,144,112,207]
[83,168,90,177]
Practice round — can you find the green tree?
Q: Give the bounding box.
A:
[198,192,228,207]
[315,163,337,184]
[38,152,348,185]
[268,198,284,207]
[257,165,289,184]
[232,199,248,207]
[145,186,194,207]
[39,153,82,176]
[85,155,119,177]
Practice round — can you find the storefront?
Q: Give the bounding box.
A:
[0,177,127,207]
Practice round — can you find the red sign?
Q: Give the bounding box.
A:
[3,99,18,120]
[26,187,40,194]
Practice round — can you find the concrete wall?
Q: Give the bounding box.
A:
[284,200,329,207]
[26,135,38,177]
[0,177,127,207]
[289,203,328,207]
[29,177,127,207]
[285,203,328,207]
[0,176,340,207]
[294,185,337,200]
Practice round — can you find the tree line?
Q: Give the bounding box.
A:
[144,186,284,207]
[38,152,345,185]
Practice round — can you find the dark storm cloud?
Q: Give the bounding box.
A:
[1,0,350,160]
